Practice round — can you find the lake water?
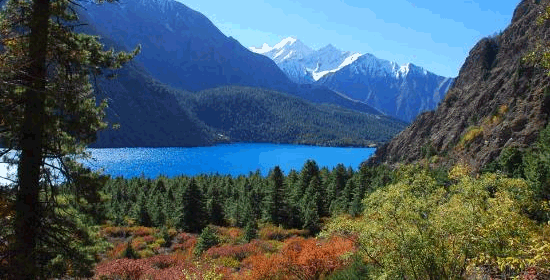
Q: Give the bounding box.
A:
[0,144,376,182]
[83,143,375,178]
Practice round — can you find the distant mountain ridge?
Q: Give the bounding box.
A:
[251,38,455,122]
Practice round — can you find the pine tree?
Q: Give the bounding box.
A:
[177,178,205,233]
[263,166,287,225]
[0,0,137,277]
[194,225,219,256]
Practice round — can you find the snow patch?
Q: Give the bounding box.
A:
[274,49,285,59]
[250,43,273,54]
[283,50,294,60]
[338,53,362,69]
[273,37,296,50]
[311,53,362,81]
[396,63,411,78]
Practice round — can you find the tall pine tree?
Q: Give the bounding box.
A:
[0,0,137,278]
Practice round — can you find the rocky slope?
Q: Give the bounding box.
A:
[370,0,550,170]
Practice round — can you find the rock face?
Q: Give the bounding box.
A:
[370,0,550,170]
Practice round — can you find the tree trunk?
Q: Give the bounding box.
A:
[12,0,50,278]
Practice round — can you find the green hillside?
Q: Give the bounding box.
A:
[177,86,406,147]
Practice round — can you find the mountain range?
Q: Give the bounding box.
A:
[251,38,454,122]
[75,0,406,147]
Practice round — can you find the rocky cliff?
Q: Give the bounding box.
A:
[370,0,550,170]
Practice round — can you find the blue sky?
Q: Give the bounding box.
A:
[178,0,520,77]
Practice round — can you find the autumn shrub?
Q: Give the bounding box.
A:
[214,226,243,244]
[457,125,483,149]
[216,256,241,269]
[239,236,354,280]
[101,226,128,238]
[131,237,147,251]
[206,243,256,261]
[129,226,156,237]
[96,255,198,280]
[172,234,198,259]
[101,226,157,239]
[323,165,549,279]
[258,224,309,241]
[107,243,129,259]
[205,240,274,261]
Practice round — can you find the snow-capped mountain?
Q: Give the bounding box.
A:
[250,37,362,84]
[319,55,454,122]
[251,38,455,122]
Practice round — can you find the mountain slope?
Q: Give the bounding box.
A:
[80,0,381,116]
[90,62,216,148]
[82,0,290,92]
[370,0,550,170]
[252,38,454,122]
[319,56,454,122]
[178,86,407,146]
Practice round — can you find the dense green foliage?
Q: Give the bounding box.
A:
[101,161,394,233]
[178,86,406,146]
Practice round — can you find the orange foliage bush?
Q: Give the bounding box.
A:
[258,224,309,241]
[206,240,275,261]
[95,255,183,280]
[214,226,244,243]
[95,255,231,280]
[107,242,129,260]
[172,234,197,260]
[239,236,355,280]
[101,226,157,238]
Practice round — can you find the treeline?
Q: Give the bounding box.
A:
[100,161,395,234]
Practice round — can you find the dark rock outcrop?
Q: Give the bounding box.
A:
[370,0,550,170]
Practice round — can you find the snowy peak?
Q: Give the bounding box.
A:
[252,37,365,82]
[250,37,314,64]
[250,37,298,54]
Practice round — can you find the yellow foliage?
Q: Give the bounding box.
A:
[449,164,472,180]
[457,125,483,149]
[323,165,549,279]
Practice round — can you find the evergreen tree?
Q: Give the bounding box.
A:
[177,178,205,233]
[285,170,303,228]
[194,226,219,256]
[0,0,137,277]
[264,166,287,225]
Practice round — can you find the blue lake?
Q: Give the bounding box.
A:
[83,143,376,178]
